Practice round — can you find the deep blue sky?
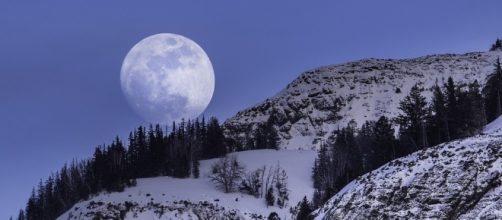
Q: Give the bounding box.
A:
[1,0,502,218]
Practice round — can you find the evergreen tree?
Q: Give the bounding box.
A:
[267,212,280,220]
[396,84,429,150]
[253,123,267,149]
[311,126,364,207]
[204,117,227,158]
[17,209,25,220]
[332,127,361,192]
[490,38,502,51]
[483,58,502,122]
[312,142,331,190]
[266,187,275,207]
[265,110,280,150]
[444,77,462,138]
[454,81,486,137]
[467,81,486,132]
[371,116,396,168]
[43,176,55,219]
[26,189,38,220]
[356,120,375,172]
[253,111,280,150]
[296,196,312,220]
[429,82,450,145]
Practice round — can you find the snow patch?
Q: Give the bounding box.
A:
[58,150,316,220]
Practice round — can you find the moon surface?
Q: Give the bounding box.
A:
[120,33,215,124]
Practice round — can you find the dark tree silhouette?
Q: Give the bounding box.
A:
[397,84,429,150]
[20,117,230,220]
[483,58,502,122]
[296,196,312,220]
[490,38,502,51]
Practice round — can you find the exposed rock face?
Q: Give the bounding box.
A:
[223,51,502,150]
[313,128,502,219]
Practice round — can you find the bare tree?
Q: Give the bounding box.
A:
[209,155,245,193]
[240,168,263,197]
[263,165,275,199]
[275,167,289,208]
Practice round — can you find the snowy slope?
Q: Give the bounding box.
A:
[224,51,502,150]
[58,150,316,220]
[312,117,502,220]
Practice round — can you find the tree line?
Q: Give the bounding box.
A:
[18,116,280,220]
[311,59,502,208]
[311,116,398,207]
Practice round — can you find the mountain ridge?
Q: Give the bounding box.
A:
[223,50,502,150]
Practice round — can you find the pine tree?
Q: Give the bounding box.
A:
[452,81,486,137]
[266,187,275,207]
[467,81,486,131]
[36,180,47,219]
[17,209,25,220]
[330,128,362,194]
[265,110,280,150]
[371,116,396,168]
[254,123,267,149]
[267,212,280,220]
[483,58,502,122]
[444,77,462,139]
[43,176,55,219]
[26,189,37,220]
[204,117,226,158]
[357,120,375,172]
[490,39,502,51]
[429,82,450,145]
[397,84,429,150]
[312,142,330,190]
[253,111,280,150]
[296,196,312,220]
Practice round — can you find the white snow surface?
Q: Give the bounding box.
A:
[224,51,502,150]
[313,117,502,220]
[58,150,316,220]
[484,113,502,135]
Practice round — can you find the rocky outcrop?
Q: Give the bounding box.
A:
[223,51,502,150]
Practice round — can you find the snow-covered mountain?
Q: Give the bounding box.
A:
[57,49,502,220]
[312,116,502,220]
[58,150,316,220]
[224,51,502,150]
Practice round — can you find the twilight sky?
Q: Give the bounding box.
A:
[1,0,502,218]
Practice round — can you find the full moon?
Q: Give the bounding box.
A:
[120,33,215,124]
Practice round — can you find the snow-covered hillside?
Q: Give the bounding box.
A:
[58,150,316,220]
[57,49,502,220]
[224,51,502,150]
[312,117,502,220]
